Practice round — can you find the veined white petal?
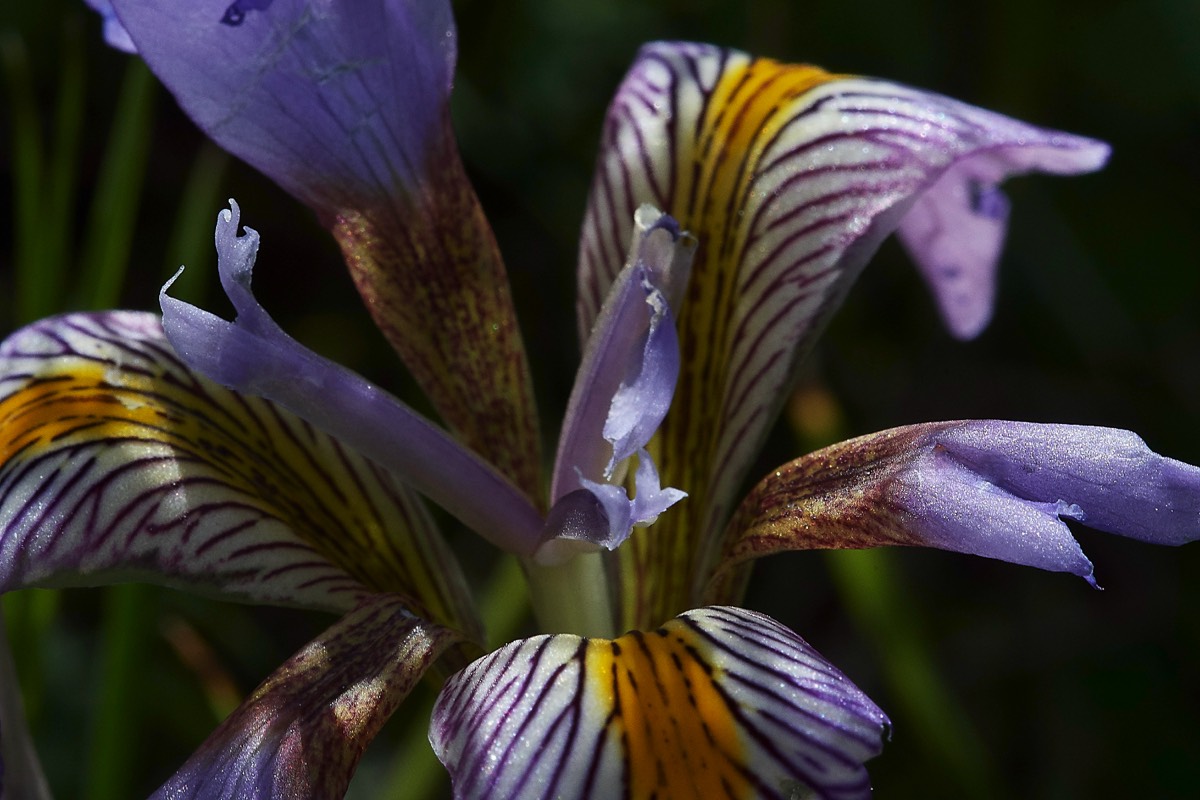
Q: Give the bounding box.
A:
[432,606,888,800]
[0,312,479,635]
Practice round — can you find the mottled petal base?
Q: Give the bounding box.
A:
[153,594,459,800]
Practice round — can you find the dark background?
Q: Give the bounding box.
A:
[3,0,1198,797]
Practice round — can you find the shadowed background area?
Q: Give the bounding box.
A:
[2,0,1198,797]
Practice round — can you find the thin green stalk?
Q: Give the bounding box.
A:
[525,549,614,638]
[77,58,156,310]
[163,142,231,303]
[37,15,87,317]
[825,549,1000,800]
[1,32,44,324]
[82,583,156,800]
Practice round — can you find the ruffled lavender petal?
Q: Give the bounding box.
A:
[151,594,459,800]
[431,606,889,800]
[552,207,693,500]
[108,0,455,211]
[719,421,1200,594]
[160,202,544,556]
[542,208,692,556]
[0,617,52,800]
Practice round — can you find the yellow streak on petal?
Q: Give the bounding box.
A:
[587,620,750,798]
[0,360,474,633]
[623,58,846,631]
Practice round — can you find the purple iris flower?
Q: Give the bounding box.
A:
[1,1,1197,798]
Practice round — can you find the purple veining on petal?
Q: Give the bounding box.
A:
[431,606,889,800]
[109,0,456,210]
[160,201,544,556]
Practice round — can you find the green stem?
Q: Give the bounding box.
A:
[77,59,156,311]
[825,549,1000,800]
[524,550,614,638]
[83,584,156,800]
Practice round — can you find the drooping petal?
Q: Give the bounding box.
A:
[152,593,460,800]
[580,41,1109,629]
[431,605,888,800]
[109,0,542,494]
[0,311,479,635]
[161,202,544,557]
[0,616,52,800]
[711,421,1200,599]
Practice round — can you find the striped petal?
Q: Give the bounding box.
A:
[711,421,1200,599]
[431,606,889,800]
[0,312,479,634]
[152,593,460,800]
[579,42,1109,629]
[109,0,542,495]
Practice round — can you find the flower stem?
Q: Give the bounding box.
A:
[525,550,615,638]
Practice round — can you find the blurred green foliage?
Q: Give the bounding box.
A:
[2,0,1198,798]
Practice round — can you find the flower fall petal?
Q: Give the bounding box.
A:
[431,606,889,800]
[0,311,478,634]
[580,41,1109,629]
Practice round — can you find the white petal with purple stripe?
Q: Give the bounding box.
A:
[431,606,888,800]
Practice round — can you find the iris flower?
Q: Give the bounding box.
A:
[3,1,1198,797]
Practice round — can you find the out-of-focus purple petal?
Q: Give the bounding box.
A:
[0,617,52,800]
[716,421,1200,597]
[579,41,1109,630]
[83,0,137,53]
[108,0,454,211]
[152,594,460,800]
[160,202,544,557]
[431,605,889,800]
